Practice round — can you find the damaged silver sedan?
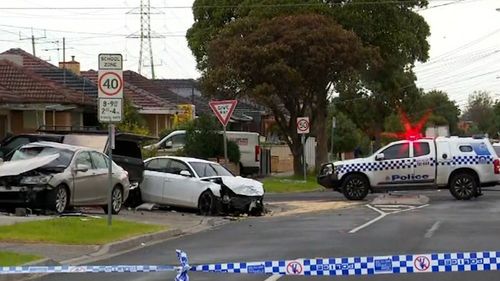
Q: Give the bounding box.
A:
[0,142,130,214]
[141,156,265,216]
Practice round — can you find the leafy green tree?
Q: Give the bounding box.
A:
[202,14,368,174]
[462,91,496,137]
[116,98,149,136]
[182,115,241,163]
[416,90,460,134]
[329,110,369,157]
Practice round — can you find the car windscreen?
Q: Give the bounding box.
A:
[190,161,233,177]
[11,146,74,169]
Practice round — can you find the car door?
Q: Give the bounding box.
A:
[372,142,413,187]
[89,151,110,204]
[410,141,436,187]
[141,158,171,204]
[72,151,100,204]
[162,159,204,208]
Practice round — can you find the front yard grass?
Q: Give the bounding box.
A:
[262,175,324,193]
[0,217,166,245]
[0,251,41,266]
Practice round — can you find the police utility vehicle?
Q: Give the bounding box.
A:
[317,137,500,200]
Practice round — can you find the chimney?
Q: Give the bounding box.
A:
[59,55,80,75]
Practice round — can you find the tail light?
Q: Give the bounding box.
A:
[255,145,260,162]
[494,159,500,174]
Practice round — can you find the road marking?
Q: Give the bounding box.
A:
[349,204,429,234]
[425,221,441,238]
[348,204,387,233]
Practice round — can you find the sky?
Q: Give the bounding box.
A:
[0,0,499,109]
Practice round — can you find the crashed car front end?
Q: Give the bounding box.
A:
[206,176,265,215]
[0,171,55,208]
[0,154,60,209]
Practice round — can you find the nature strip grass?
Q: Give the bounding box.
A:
[0,251,41,266]
[262,175,324,193]
[0,217,166,245]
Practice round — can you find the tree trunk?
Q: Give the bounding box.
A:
[291,143,303,176]
[315,99,328,170]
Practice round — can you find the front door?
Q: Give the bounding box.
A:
[373,142,413,187]
[411,141,436,186]
[72,151,99,204]
[162,159,202,208]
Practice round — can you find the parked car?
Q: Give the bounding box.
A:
[144,130,261,176]
[0,127,154,207]
[0,142,130,214]
[141,156,265,216]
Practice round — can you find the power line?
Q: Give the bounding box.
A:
[0,1,463,10]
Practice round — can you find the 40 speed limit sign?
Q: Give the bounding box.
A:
[98,70,123,98]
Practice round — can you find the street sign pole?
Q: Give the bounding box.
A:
[296,117,310,182]
[107,124,114,226]
[223,125,228,165]
[302,134,306,182]
[208,100,238,167]
[331,117,336,161]
[98,53,123,227]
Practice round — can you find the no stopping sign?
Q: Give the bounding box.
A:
[297,117,310,134]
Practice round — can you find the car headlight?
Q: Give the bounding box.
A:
[321,164,334,176]
[20,175,52,185]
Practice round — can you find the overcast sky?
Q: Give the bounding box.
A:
[0,0,499,109]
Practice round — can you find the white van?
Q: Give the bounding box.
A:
[145,130,261,175]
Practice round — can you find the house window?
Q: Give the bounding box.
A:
[23,111,43,129]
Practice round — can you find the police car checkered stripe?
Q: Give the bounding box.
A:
[0,265,177,274]
[338,156,493,173]
[191,251,500,276]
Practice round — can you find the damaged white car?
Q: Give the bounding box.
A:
[141,156,265,216]
[0,142,130,214]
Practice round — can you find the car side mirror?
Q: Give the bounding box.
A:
[164,141,173,149]
[74,164,90,173]
[375,153,385,161]
[179,170,191,177]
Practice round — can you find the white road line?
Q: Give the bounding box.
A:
[348,204,387,234]
[348,204,430,234]
[425,221,441,238]
[264,275,283,281]
[379,208,403,212]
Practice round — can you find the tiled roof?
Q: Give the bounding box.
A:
[81,70,176,111]
[123,71,193,105]
[0,83,22,103]
[0,59,92,105]
[1,48,98,99]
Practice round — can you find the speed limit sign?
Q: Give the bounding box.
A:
[98,70,123,98]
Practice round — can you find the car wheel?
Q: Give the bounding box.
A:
[103,186,123,214]
[342,174,369,200]
[198,190,217,216]
[48,185,68,214]
[449,173,477,200]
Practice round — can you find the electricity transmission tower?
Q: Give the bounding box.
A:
[127,0,164,79]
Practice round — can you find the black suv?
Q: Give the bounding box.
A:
[0,127,155,207]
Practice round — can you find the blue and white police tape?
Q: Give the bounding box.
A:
[0,249,190,281]
[2,250,500,279]
[191,251,500,276]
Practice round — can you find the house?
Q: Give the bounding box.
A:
[0,56,95,138]
[81,70,179,137]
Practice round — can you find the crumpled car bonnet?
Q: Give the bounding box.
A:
[0,154,59,177]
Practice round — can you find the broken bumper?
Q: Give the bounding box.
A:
[222,195,264,214]
[0,186,49,208]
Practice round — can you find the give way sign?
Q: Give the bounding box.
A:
[209,100,238,127]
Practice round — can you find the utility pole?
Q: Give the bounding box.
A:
[42,37,73,85]
[19,29,46,57]
[127,0,164,79]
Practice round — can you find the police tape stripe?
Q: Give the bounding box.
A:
[2,250,499,279]
[191,251,500,276]
[0,265,178,275]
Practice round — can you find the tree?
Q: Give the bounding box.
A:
[462,91,496,136]
[329,109,369,157]
[416,90,460,134]
[116,98,149,136]
[202,14,368,174]
[331,0,430,147]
